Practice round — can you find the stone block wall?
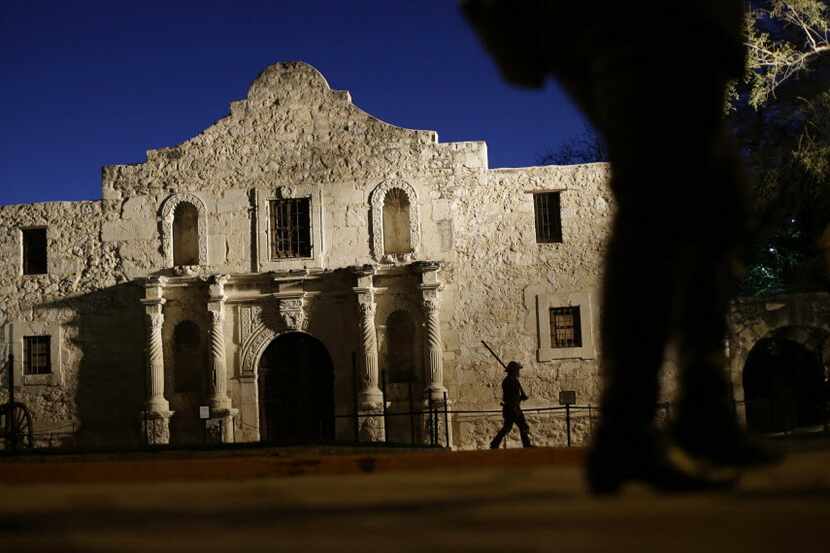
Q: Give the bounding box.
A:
[0,61,621,450]
[0,200,147,447]
[439,163,614,448]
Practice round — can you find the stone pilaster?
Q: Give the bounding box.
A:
[352,265,384,441]
[140,276,172,445]
[415,261,447,402]
[415,261,452,447]
[207,274,236,442]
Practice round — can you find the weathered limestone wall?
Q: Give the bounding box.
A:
[442,164,614,448]
[0,61,621,450]
[0,200,147,447]
[99,63,485,276]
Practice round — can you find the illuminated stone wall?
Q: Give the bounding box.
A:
[0,62,615,449]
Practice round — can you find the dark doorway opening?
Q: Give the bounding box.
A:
[743,337,825,433]
[258,332,335,444]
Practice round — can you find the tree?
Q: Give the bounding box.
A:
[538,124,607,165]
[744,0,830,109]
[735,1,830,295]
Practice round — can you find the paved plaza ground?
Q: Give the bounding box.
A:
[1,442,828,552]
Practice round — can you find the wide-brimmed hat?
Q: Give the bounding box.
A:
[506,361,523,372]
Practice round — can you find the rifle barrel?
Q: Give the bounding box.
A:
[481,340,507,369]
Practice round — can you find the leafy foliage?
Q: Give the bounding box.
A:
[744,0,830,109]
[736,1,830,295]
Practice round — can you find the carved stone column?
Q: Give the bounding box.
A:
[140,277,173,445]
[416,262,447,402]
[206,274,237,443]
[352,265,384,441]
[415,261,451,447]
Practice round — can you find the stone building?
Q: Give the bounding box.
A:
[0,62,615,449]
[6,61,823,451]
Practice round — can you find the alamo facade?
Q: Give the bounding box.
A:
[1,62,828,450]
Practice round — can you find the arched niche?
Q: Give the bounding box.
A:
[173,203,200,266]
[383,189,412,255]
[370,180,420,262]
[159,193,209,267]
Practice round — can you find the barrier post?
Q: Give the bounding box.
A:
[565,403,571,448]
[352,352,359,443]
[443,391,450,448]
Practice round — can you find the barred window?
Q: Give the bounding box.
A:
[533,192,562,243]
[22,228,48,275]
[269,198,312,259]
[550,306,582,348]
[24,336,51,375]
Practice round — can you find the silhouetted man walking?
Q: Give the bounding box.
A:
[490,361,533,448]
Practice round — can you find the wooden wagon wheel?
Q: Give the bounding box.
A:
[1,401,34,449]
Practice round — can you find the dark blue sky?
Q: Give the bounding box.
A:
[0,0,586,206]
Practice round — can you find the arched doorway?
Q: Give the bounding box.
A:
[257,332,335,444]
[743,336,825,433]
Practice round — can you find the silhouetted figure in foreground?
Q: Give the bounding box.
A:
[490,361,533,448]
[463,1,778,492]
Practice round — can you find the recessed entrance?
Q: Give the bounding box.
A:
[743,336,825,433]
[257,332,335,444]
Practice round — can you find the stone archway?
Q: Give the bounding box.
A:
[257,332,335,444]
[743,328,827,433]
[370,180,421,262]
[159,192,209,267]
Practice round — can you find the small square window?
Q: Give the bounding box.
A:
[533,192,562,243]
[269,198,312,259]
[550,306,582,348]
[24,336,52,375]
[22,228,48,275]
[537,292,595,361]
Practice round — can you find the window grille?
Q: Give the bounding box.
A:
[533,192,563,243]
[269,198,312,259]
[24,336,51,375]
[550,306,582,348]
[22,228,48,275]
